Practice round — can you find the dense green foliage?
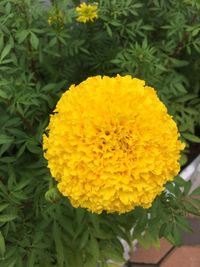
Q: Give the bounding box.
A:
[0,0,200,266]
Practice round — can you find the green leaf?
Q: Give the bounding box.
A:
[83,258,97,267]
[75,208,85,226]
[15,179,30,191]
[107,263,122,267]
[79,229,90,249]
[16,30,29,43]
[176,94,197,103]
[0,44,12,61]
[192,28,200,37]
[0,204,9,212]
[171,225,182,246]
[174,176,192,195]
[26,143,41,154]
[179,153,188,166]
[0,89,8,99]
[170,58,189,67]
[30,33,39,49]
[88,213,100,231]
[105,24,112,37]
[48,37,57,48]
[52,221,64,267]
[88,237,99,260]
[27,249,36,267]
[0,214,16,223]
[7,259,17,267]
[176,217,192,233]
[138,231,158,249]
[0,134,14,145]
[159,223,167,237]
[90,227,113,240]
[184,202,200,216]
[0,231,5,257]
[174,176,188,187]
[182,133,200,143]
[190,187,200,197]
[102,246,124,262]
[0,33,4,52]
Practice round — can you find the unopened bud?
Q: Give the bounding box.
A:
[45,187,62,203]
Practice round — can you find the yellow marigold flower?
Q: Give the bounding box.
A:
[48,11,64,28]
[76,2,98,23]
[43,75,185,214]
[48,17,53,26]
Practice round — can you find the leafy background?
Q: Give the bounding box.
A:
[0,0,200,266]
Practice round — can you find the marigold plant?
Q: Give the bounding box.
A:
[1,0,200,266]
[43,75,185,213]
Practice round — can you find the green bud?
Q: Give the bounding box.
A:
[45,187,62,203]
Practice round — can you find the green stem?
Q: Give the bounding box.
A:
[49,179,54,189]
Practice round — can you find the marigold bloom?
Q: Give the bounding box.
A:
[76,2,98,23]
[43,75,184,213]
[48,11,64,27]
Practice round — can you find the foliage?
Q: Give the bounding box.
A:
[0,0,200,266]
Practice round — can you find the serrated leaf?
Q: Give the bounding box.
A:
[0,231,5,257]
[183,133,200,143]
[0,89,8,99]
[15,179,30,191]
[176,94,197,103]
[79,229,89,249]
[184,180,192,195]
[107,263,122,267]
[26,143,41,154]
[0,34,4,52]
[192,28,200,37]
[90,227,113,240]
[184,202,200,216]
[190,186,200,197]
[48,37,57,48]
[138,231,157,249]
[176,217,192,233]
[52,221,64,267]
[102,246,124,262]
[30,33,39,49]
[179,153,188,166]
[106,24,112,37]
[75,208,85,226]
[0,156,16,163]
[88,213,100,231]
[27,249,36,267]
[172,225,182,246]
[0,44,12,61]
[7,259,17,267]
[88,237,99,260]
[0,214,16,223]
[170,58,189,67]
[0,204,9,212]
[174,176,188,187]
[159,223,167,237]
[0,134,14,145]
[83,258,97,267]
[16,30,29,43]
